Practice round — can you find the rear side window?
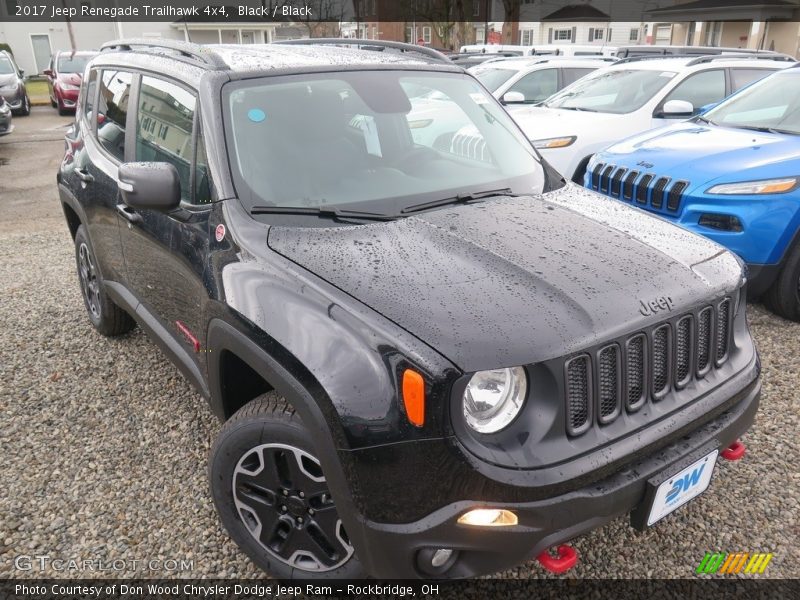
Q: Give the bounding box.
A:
[663,69,725,114]
[562,68,594,87]
[730,68,772,92]
[97,70,132,161]
[136,75,197,203]
[508,68,558,103]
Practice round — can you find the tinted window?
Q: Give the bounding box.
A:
[730,68,773,92]
[508,69,558,103]
[97,70,132,161]
[562,68,594,87]
[545,69,676,114]
[663,69,725,114]
[136,76,196,203]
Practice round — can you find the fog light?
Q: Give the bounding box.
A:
[698,213,743,232]
[457,508,518,527]
[431,548,453,568]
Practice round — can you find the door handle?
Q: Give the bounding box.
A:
[73,167,94,183]
[116,203,142,224]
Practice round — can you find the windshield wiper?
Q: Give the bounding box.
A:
[401,188,517,215]
[250,205,397,221]
[558,106,598,112]
[695,115,716,126]
[730,124,794,135]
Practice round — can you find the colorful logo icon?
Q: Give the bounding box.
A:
[696,552,773,574]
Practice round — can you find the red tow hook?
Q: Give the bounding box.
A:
[722,439,746,461]
[537,544,578,574]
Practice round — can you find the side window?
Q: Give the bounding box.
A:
[663,69,725,115]
[83,69,97,123]
[136,75,196,203]
[97,70,132,161]
[562,68,594,88]
[508,69,558,103]
[730,68,771,92]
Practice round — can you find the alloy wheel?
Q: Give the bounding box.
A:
[78,243,101,319]
[232,443,353,572]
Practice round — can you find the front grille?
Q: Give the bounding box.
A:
[675,316,693,388]
[565,355,592,436]
[598,345,621,423]
[563,297,734,436]
[588,164,689,213]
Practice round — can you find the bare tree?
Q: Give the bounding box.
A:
[417,0,458,49]
[299,0,346,37]
[501,0,521,44]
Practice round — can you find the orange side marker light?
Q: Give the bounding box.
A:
[402,369,425,427]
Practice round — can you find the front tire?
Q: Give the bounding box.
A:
[74,225,136,336]
[16,94,30,116]
[764,242,800,321]
[210,393,364,579]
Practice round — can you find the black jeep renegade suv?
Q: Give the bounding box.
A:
[57,39,760,579]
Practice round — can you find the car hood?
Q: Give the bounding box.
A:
[267,186,742,372]
[508,105,627,140]
[57,73,82,86]
[0,73,18,87]
[598,121,799,185]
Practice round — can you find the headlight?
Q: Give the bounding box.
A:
[530,136,577,149]
[463,366,527,433]
[706,177,797,195]
[60,83,80,91]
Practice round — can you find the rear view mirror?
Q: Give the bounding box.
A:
[661,99,694,117]
[502,91,526,104]
[118,162,181,211]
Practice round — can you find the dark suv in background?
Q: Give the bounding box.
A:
[0,50,30,116]
[46,50,97,115]
[58,39,760,579]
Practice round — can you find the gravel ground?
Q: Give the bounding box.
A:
[0,109,798,580]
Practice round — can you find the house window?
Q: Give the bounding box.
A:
[473,0,480,17]
[630,28,640,42]
[593,28,604,41]
[655,24,672,45]
[371,0,377,16]
[704,21,722,46]
[476,27,485,43]
[406,26,414,43]
[372,25,377,40]
[422,26,432,44]
[554,29,572,42]
[521,29,534,46]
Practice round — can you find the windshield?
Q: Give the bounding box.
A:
[705,71,800,135]
[58,55,91,74]
[471,68,516,92]
[544,68,676,113]
[224,71,548,216]
[0,57,15,75]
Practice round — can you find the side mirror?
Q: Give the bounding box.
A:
[43,69,53,77]
[18,68,25,78]
[502,91,526,104]
[118,162,181,211]
[661,99,694,117]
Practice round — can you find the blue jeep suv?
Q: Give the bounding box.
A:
[585,64,800,321]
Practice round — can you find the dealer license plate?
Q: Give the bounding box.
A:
[646,449,718,527]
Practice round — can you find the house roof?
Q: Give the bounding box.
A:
[542,4,611,22]
[647,0,799,18]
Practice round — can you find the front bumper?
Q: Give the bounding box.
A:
[0,112,12,136]
[352,362,760,579]
[56,87,79,106]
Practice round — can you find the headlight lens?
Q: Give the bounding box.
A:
[530,136,577,149]
[463,366,527,433]
[706,177,797,195]
[60,83,80,91]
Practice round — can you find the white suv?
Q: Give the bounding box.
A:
[507,55,795,181]
[469,56,616,105]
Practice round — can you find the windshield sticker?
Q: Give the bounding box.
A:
[247,108,266,123]
[470,92,489,105]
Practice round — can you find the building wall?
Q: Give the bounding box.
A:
[517,22,644,47]
[764,20,800,56]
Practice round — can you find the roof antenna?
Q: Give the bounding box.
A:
[182,18,193,43]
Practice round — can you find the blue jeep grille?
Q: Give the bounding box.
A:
[590,162,689,214]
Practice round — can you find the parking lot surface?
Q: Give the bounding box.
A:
[1,109,798,579]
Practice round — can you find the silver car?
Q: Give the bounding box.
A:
[0,51,30,116]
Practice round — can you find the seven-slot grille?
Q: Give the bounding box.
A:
[564,298,733,436]
[589,162,689,214]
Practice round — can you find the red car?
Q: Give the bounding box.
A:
[45,51,96,115]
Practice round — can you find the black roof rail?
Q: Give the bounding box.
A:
[615,54,708,64]
[686,53,796,65]
[100,38,228,69]
[273,38,451,64]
